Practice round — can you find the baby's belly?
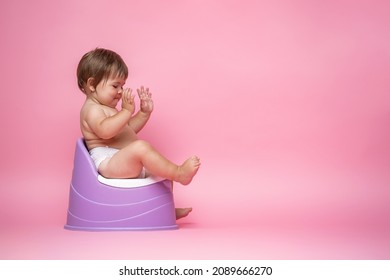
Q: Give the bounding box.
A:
[108,129,138,149]
[86,128,138,150]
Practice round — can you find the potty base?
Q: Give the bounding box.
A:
[65,139,178,231]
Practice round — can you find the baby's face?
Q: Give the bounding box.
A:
[94,76,126,108]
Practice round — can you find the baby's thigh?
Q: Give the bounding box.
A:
[99,146,144,179]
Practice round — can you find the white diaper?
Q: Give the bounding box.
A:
[89,146,146,178]
[89,146,119,169]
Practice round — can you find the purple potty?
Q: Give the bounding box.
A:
[65,138,178,231]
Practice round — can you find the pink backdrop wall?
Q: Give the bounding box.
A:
[1,0,389,259]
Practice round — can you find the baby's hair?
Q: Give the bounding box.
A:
[77,48,128,93]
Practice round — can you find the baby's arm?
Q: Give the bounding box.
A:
[129,86,154,133]
[85,89,134,139]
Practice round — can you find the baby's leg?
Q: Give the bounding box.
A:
[99,140,200,185]
[175,208,192,220]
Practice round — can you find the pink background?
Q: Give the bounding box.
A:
[1,0,390,259]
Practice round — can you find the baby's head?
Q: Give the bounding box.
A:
[77,48,128,94]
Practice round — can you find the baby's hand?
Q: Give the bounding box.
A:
[137,86,154,114]
[121,88,135,115]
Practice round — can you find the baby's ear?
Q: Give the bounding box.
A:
[87,77,96,92]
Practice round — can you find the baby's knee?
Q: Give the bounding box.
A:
[128,140,152,154]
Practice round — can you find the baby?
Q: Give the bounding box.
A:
[77,48,200,219]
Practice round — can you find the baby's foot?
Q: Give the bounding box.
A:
[176,207,193,220]
[177,156,200,185]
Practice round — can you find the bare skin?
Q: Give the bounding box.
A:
[80,77,200,184]
[176,208,193,220]
[80,75,200,218]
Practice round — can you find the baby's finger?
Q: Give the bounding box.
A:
[123,88,131,102]
[138,87,146,99]
[128,88,133,99]
[122,89,128,100]
[137,88,144,99]
[145,88,152,98]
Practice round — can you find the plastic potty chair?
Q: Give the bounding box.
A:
[64,138,178,231]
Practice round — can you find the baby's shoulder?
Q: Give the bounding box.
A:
[81,100,116,119]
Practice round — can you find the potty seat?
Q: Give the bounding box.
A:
[64,138,178,231]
